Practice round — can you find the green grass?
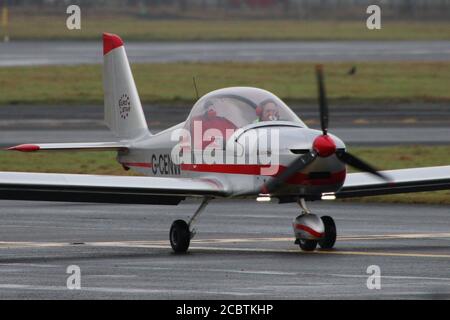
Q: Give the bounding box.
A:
[0,146,449,204]
[0,151,127,176]
[4,15,450,41]
[1,62,450,106]
[346,145,450,170]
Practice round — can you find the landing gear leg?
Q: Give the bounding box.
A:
[298,198,311,214]
[169,197,210,253]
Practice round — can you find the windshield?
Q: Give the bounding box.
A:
[185,87,305,131]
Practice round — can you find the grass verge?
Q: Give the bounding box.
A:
[1,62,450,105]
[4,15,450,41]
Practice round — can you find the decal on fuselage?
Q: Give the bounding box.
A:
[151,154,181,175]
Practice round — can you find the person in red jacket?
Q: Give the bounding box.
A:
[190,100,237,150]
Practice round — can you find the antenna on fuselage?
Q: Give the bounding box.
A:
[192,76,200,100]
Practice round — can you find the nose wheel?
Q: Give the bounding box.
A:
[318,215,336,249]
[294,199,337,251]
[295,216,336,251]
[298,239,318,251]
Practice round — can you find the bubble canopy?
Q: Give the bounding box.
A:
[185,87,306,130]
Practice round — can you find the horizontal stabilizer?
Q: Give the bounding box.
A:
[7,142,128,152]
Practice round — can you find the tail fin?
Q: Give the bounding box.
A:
[103,33,150,139]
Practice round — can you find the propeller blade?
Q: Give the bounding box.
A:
[316,64,329,135]
[263,151,318,193]
[336,150,390,181]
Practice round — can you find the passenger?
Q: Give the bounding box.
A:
[190,100,237,149]
[255,99,280,123]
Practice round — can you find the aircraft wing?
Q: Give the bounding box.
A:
[0,172,230,205]
[336,165,450,198]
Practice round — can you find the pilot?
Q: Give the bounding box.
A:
[190,100,237,149]
[254,99,280,123]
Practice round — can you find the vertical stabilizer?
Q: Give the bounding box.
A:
[103,33,150,139]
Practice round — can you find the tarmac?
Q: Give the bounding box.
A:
[1,40,450,66]
[0,200,449,299]
[0,103,449,146]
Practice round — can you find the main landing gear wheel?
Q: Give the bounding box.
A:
[298,239,318,251]
[318,216,336,249]
[169,198,210,254]
[169,220,191,253]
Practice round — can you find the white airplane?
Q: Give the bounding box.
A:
[1,33,449,253]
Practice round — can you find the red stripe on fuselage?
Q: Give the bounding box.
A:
[180,164,272,175]
[181,164,345,186]
[119,162,345,186]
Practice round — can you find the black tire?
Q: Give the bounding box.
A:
[169,220,191,253]
[299,239,318,251]
[318,216,337,249]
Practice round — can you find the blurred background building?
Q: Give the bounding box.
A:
[3,0,450,20]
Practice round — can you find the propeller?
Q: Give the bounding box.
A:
[262,65,390,194]
[316,64,329,136]
[335,150,388,181]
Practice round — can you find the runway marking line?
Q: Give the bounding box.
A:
[0,283,259,296]
[1,233,450,259]
[3,232,449,247]
[181,246,450,259]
